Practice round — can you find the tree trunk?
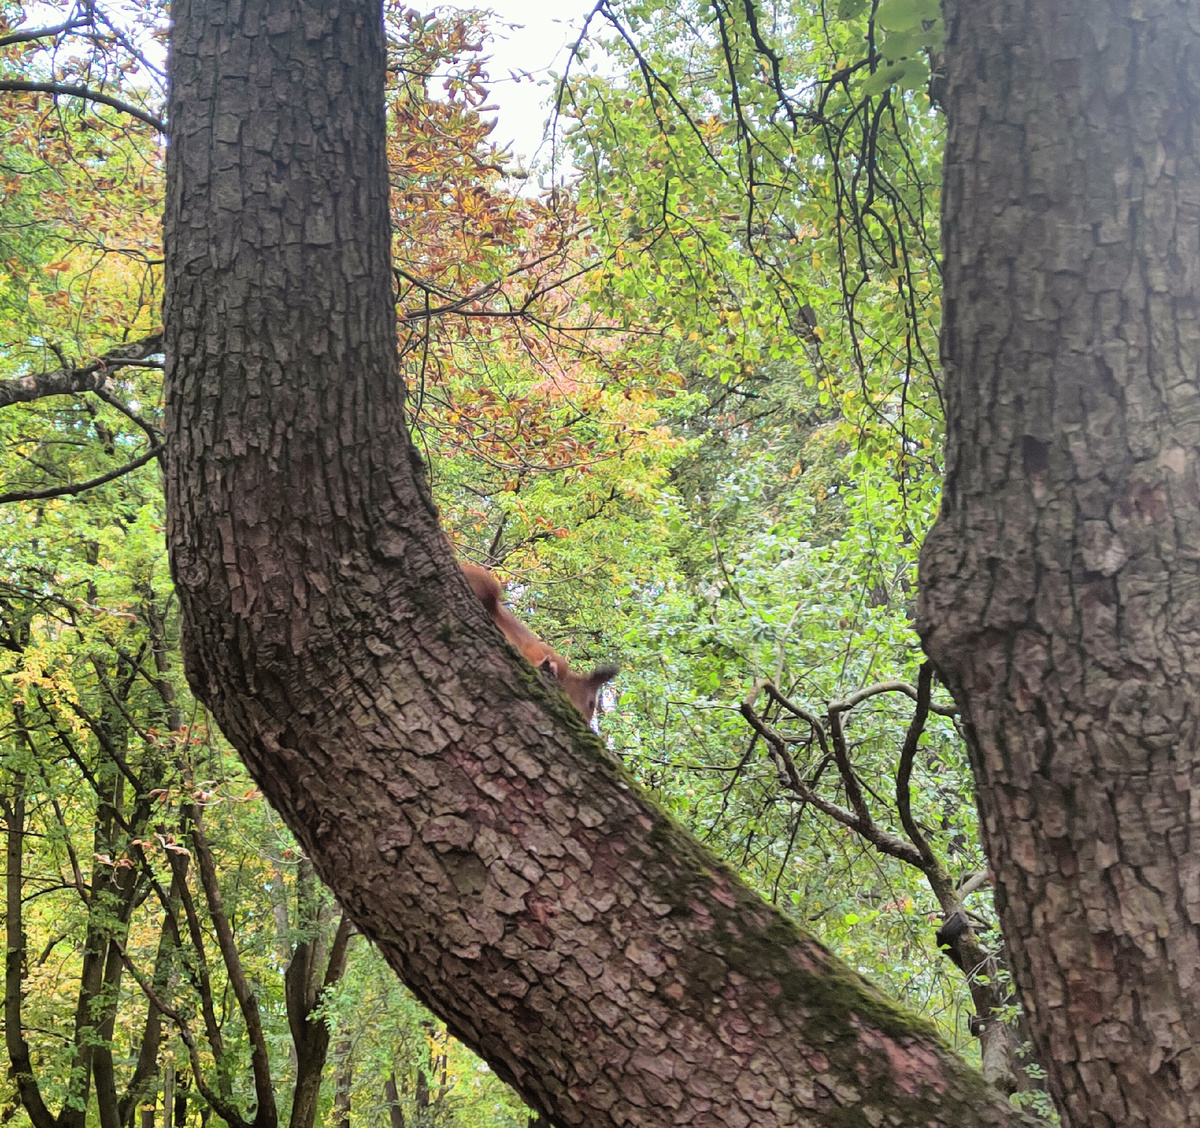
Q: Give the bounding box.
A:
[332,1042,352,1128]
[384,1073,405,1128]
[162,2,1033,1125]
[173,1070,189,1128]
[4,780,55,1128]
[163,1062,175,1128]
[919,1,1200,1124]
[287,914,353,1128]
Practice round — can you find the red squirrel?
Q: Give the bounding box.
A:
[460,561,618,723]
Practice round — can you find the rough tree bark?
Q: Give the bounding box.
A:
[919,1,1200,1125]
[162,2,1032,1126]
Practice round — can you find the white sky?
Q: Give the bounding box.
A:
[470,0,612,166]
[23,0,615,171]
[23,0,611,166]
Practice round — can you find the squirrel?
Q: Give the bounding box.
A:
[460,561,618,723]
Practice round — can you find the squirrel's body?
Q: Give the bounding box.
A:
[460,561,618,723]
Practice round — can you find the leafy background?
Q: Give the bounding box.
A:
[0,0,1041,1124]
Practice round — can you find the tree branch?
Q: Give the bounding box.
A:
[829,679,958,718]
[92,386,162,445]
[166,848,231,1087]
[761,682,830,749]
[957,869,991,900]
[110,938,250,1128]
[0,80,165,132]
[48,796,90,906]
[188,805,277,1128]
[894,663,947,881]
[740,687,925,868]
[0,13,92,49]
[0,334,163,408]
[827,706,876,834]
[323,913,355,990]
[0,443,163,505]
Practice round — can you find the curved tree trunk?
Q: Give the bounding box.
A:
[919,1,1200,1124]
[162,1,1033,1125]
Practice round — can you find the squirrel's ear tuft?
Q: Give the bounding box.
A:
[588,663,620,687]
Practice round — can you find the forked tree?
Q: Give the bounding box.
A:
[161,1,1197,1127]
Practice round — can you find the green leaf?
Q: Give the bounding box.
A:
[860,60,906,96]
[875,0,923,32]
[896,57,930,91]
[879,29,922,61]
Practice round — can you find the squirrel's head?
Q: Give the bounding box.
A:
[540,656,620,723]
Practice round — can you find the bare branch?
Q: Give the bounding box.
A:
[894,663,947,883]
[827,707,877,835]
[957,869,991,900]
[0,13,92,49]
[739,691,924,868]
[0,80,165,132]
[92,386,162,445]
[761,682,830,750]
[829,679,959,718]
[0,443,162,505]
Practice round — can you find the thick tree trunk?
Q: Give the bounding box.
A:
[163,2,1032,1125]
[919,1,1200,1124]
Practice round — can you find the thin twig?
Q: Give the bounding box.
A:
[894,662,941,873]
[0,443,162,504]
